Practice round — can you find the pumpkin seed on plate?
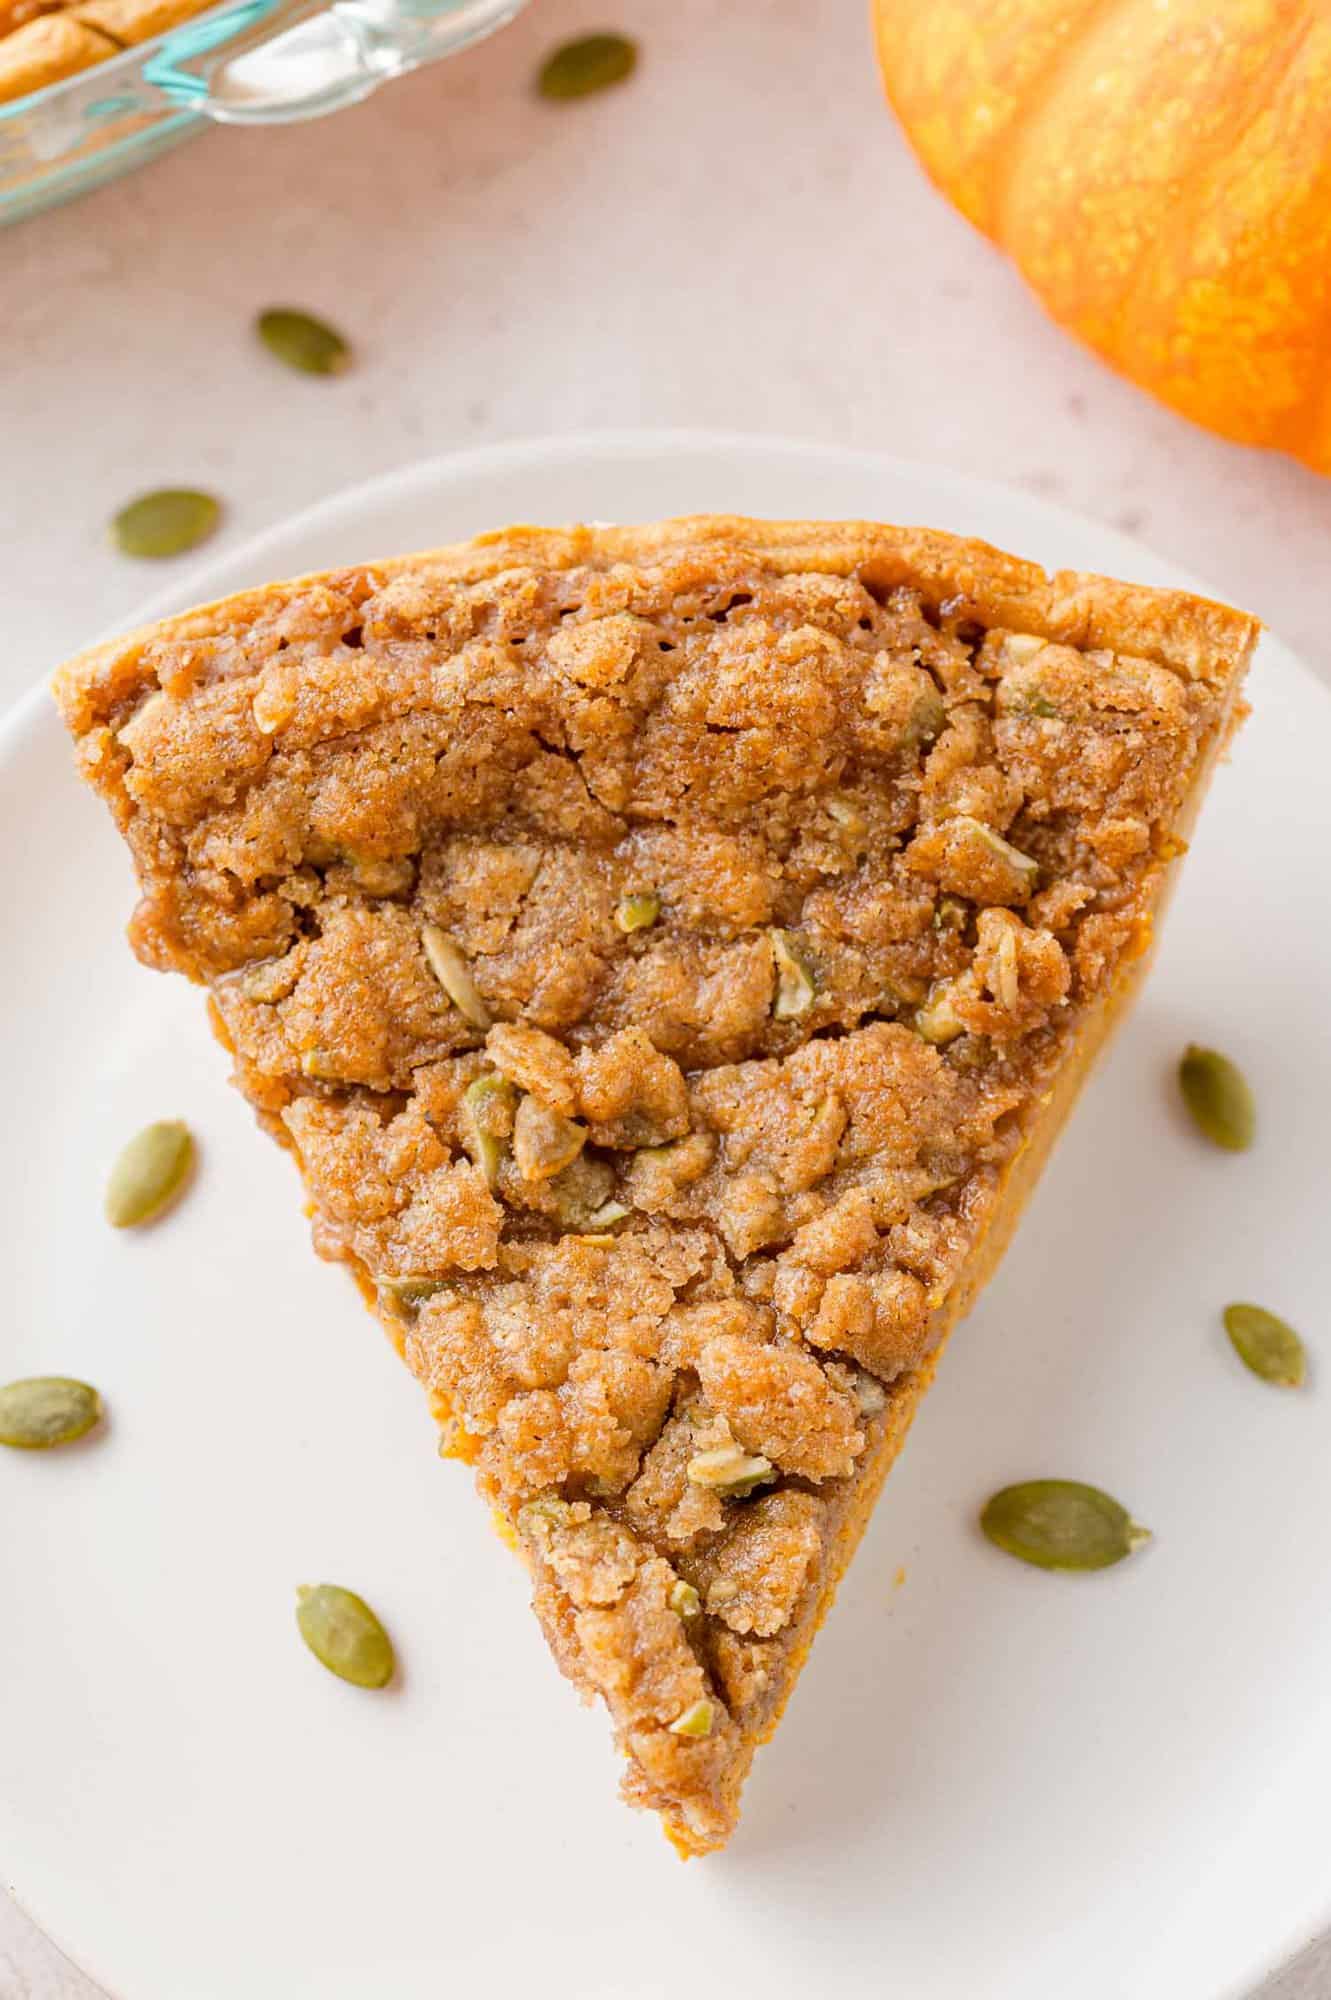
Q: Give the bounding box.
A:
[537,30,636,99]
[0,1376,102,1450]
[256,307,351,376]
[1223,1302,1306,1387]
[111,489,220,560]
[1178,1043,1254,1151]
[104,1119,195,1228]
[296,1583,395,1688]
[980,1479,1151,1571]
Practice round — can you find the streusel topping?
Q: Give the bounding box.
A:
[56,519,1254,1849]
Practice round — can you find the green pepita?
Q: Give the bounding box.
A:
[614,890,660,933]
[1223,1303,1306,1388]
[422,924,492,1030]
[111,489,220,560]
[104,1119,195,1228]
[0,1376,102,1450]
[513,1093,587,1182]
[1178,1044,1255,1151]
[915,977,968,1045]
[954,816,1039,890]
[668,1697,714,1738]
[517,1494,573,1540]
[980,1479,1151,1571]
[537,30,637,99]
[827,796,866,836]
[769,929,815,1020]
[296,1583,395,1689]
[256,307,351,377]
[686,1444,774,1498]
[460,1071,517,1187]
[377,1273,445,1313]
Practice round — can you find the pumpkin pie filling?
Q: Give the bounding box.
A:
[53,517,1256,1853]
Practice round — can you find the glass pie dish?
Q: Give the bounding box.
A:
[0,0,525,225]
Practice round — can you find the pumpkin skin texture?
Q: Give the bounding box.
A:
[873,0,1331,472]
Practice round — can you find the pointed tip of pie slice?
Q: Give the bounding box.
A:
[52,516,1257,1856]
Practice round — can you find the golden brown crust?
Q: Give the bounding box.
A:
[0,0,63,42]
[52,515,1258,1855]
[0,9,114,100]
[54,516,1256,733]
[73,0,206,45]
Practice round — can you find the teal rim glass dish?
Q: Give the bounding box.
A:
[0,0,526,225]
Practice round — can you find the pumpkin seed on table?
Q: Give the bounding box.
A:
[537,31,637,99]
[111,489,220,560]
[1178,1044,1255,1151]
[256,307,352,377]
[0,1376,102,1450]
[104,1119,196,1228]
[1224,1303,1307,1388]
[980,1479,1151,1571]
[296,1584,395,1689]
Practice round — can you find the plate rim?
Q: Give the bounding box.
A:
[4,427,1324,2000]
[11,425,1319,746]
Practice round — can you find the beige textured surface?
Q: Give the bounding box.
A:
[3,0,1330,1985]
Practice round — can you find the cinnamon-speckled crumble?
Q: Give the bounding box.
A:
[54,518,1256,1853]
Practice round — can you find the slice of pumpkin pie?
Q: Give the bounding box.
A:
[54,517,1256,1854]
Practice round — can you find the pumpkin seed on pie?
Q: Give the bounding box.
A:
[668,1698,714,1739]
[686,1443,775,1497]
[53,515,1257,1854]
[769,928,815,1018]
[459,1072,516,1186]
[421,924,491,1029]
[614,890,660,933]
[669,1579,702,1620]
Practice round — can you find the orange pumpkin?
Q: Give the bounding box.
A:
[872,0,1331,473]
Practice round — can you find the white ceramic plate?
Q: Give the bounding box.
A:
[3,433,1329,2000]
